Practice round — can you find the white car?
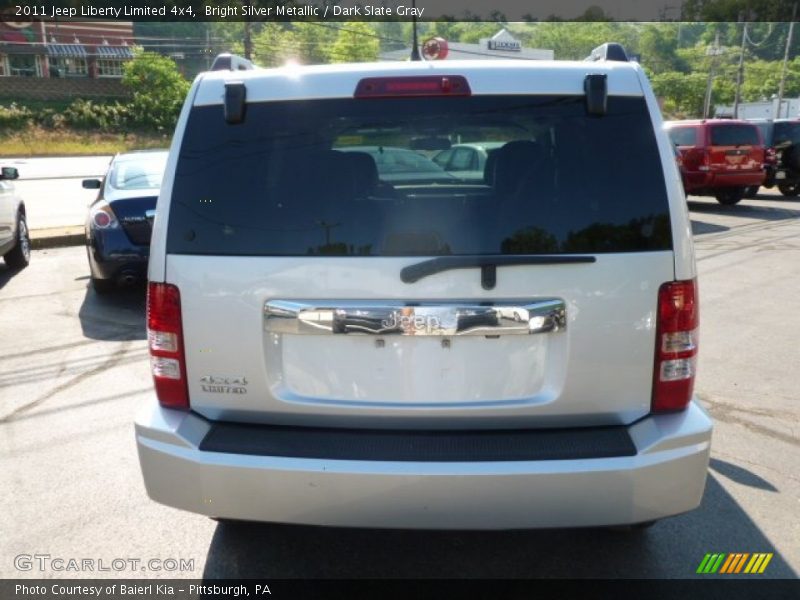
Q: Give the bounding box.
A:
[136,45,711,530]
[0,166,30,270]
[433,141,506,180]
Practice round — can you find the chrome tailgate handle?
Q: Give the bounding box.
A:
[264,300,566,336]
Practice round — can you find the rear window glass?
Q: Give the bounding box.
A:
[773,121,800,145]
[752,122,773,145]
[710,124,760,146]
[109,153,167,190]
[668,127,697,146]
[167,95,671,257]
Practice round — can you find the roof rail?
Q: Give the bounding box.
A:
[210,53,255,72]
[585,43,629,63]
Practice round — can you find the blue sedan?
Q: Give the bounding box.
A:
[83,150,168,294]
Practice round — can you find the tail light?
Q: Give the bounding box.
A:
[90,201,119,229]
[698,149,711,172]
[147,282,189,410]
[652,280,698,413]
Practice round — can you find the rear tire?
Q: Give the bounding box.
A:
[744,185,760,199]
[91,277,116,295]
[3,213,31,270]
[777,182,800,197]
[715,188,745,205]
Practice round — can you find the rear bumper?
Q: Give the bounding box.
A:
[684,170,765,191]
[135,401,712,529]
[85,225,149,281]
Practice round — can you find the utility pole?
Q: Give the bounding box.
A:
[777,3,798,119]
[205,24,211,70]
[733,19,748,119]
[243,0,253,60]
[704,33,722,118]
[410,0,421,61]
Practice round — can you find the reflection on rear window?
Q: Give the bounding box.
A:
[668,127,697,146]
[710,124,760,146]
[110,154,168,190]
[167,96,672,257]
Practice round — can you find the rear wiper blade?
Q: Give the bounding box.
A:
[400,255,597,288]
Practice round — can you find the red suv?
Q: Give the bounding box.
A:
[665,119,766,205]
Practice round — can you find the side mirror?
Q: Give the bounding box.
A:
[82,179,102,189]
[1,167,19,180]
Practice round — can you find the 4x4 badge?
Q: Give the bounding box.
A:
[200,375,248,394]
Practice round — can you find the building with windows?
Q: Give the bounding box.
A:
[43,20,134,78]
[380,28,554,62]
[0,19,135,99]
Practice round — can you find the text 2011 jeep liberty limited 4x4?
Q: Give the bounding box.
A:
[136,44,711,529]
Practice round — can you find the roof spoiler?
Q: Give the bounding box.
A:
[211,53,255,72]
[585,43,629,63]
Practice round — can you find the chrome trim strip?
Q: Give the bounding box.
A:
[264,300,566,336]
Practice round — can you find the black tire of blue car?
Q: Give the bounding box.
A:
[4,213,30,269]
[91,276,116,295]
[777,181,800,197]
[715,187,745,205]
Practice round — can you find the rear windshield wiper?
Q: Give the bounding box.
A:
[400,255,596,289]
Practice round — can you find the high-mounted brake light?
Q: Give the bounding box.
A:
[355,76,471,98]
[652,280,699,413]
[147,282,189,410]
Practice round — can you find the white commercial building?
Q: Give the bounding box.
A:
[380,28,554,62]
[715,98,800,120]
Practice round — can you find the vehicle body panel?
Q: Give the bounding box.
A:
[136,399,712,528]
[167,251,673,428]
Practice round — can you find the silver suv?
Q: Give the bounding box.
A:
[136,45,711,529]
[0,166,30,270]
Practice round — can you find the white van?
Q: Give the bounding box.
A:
[136,44,711,529]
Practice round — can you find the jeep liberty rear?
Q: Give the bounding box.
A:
[137,49,711,529]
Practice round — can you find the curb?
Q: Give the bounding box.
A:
[30,226,85,250]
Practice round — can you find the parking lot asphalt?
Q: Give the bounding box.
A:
[0,191,798,580]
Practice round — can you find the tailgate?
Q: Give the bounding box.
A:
[169,252,673,428]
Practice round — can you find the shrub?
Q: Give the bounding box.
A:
[63,99,131,132]
[0,103,34,130]
[122,50,189,130]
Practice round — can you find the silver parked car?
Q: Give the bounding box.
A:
[0,166,30,270]
[136,45,711,530]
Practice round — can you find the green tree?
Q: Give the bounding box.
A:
[651,71,709,117]
[327,22,380,63]
[122,50,190,130]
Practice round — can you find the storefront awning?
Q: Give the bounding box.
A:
[47,44,87,58]
[94,45,133,59]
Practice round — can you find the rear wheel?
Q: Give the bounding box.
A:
[777,181,800,197]
[715,188,745,205]
[3,213,31,269]
[744,185,760,199]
